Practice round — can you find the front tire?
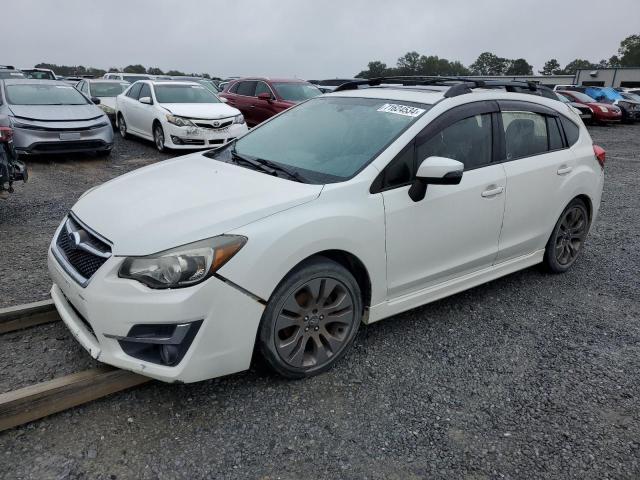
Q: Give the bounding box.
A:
[153,123,167,152]
[544,198,590,273]
[118,114,128,139]
[258,257,362,379]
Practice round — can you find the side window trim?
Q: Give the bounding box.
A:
[371,101,499,194]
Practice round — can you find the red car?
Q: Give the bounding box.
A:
[557,90,622,124]
[220,78,321,127]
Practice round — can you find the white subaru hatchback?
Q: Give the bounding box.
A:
[48,79,605,382]
[116,80,248,152]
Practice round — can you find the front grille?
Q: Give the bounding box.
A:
[194,119,233,130]
[54,215,111,285]
[31,140,106,153]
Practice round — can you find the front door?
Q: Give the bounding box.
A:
[381,103,506,298]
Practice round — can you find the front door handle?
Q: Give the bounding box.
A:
[481,186,504,198]
[557,165,573,175]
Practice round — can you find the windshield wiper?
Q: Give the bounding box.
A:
[230,146,276,175]
[253,158,308,183]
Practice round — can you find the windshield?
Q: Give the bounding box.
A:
[5,83,89,105]
[272,82,322,102]
[567,91,597,103]
[556,93,570,103]
[90,82,129,97]
[623,92,640,102]
[0,71,25,79]
[154,84,220,103]
[123,75,151,83]
[197,79,220,93]
[211,96,429,183]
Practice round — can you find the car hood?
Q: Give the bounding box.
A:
[159,102,240,119]
[8,104,104,121]
[72,153,323,255]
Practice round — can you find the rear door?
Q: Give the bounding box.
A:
[131,82,155,137]
[494,101,577,262]
[121,82,143,134]
[232,81,258,125]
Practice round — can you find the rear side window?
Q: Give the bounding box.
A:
[236,81,257,96]
[416,114,493,170]
[560,116,580,146]
[547,117,564,151]
[501,111,547,160]
[126,83,143,99]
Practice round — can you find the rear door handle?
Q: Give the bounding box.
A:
[481,186,504,198]
[557,165,573,175]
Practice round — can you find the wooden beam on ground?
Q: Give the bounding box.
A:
[0,367,151,431]
[0,299,60,334]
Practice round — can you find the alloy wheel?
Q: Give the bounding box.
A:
[555,205,588,266]
[119,116,127,138]
[274,277,356,369]
[154,125,165,151]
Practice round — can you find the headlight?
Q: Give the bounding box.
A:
[597,106,608,113]
[100,105,115,114]
[166,114,195,127]
[233,114,245,124]
[119,235,246,289]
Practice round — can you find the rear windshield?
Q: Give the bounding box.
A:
[154,84,220,103]
[123,75,151,83]
[5,83,89,105]
[90,82,129,97]
[23,70,56,80]
[272,82,322,102]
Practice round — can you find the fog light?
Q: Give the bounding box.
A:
[104,320,203,366]
[160,344,180,365]
[170,135,183,145]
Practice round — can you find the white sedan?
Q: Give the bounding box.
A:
[115,80,247,151]
[49,80,604,383]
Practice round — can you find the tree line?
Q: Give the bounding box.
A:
[33,63,216,79]
[356,33,640,78]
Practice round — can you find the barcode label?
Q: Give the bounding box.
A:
[377,103,425,117]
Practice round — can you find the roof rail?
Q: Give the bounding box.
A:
[333,76,540,98]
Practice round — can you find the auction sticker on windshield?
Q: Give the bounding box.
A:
[377,103,425,117]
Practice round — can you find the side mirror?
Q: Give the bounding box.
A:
[139,96,152,105]
[219,96,228,103]
[91,97,101,105]
[408,156,464,202]
[257,92,273,102]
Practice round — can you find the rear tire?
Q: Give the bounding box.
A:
[544,198,590,273]
[258,257,362,379]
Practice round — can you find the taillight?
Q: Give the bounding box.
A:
[0,126,12,142]
[593,144,606,169]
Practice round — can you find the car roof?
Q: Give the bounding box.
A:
[85,78,129,83]
[233,77,309,83]
[150,80,201,86]
[328,86,446,105]
[1,78,65,86]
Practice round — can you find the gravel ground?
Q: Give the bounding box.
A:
[0,125,639,479]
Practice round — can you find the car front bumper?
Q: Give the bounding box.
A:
[13,123,114,155]
[48,247,264,383]
[164,122,248,150]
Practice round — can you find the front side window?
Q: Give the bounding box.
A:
[139,83,152,100]
[502,111,548,160]
[416,114,492,170]
[126,83,143,99]
[154,84,220,104]
[272,82,322,102]
[209,96,429,183]
[254,81,272,97]
[5,83,89,105]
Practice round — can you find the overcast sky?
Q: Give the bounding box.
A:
[5,0,640,78]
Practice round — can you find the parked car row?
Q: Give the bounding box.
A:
[553,84,640,124]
